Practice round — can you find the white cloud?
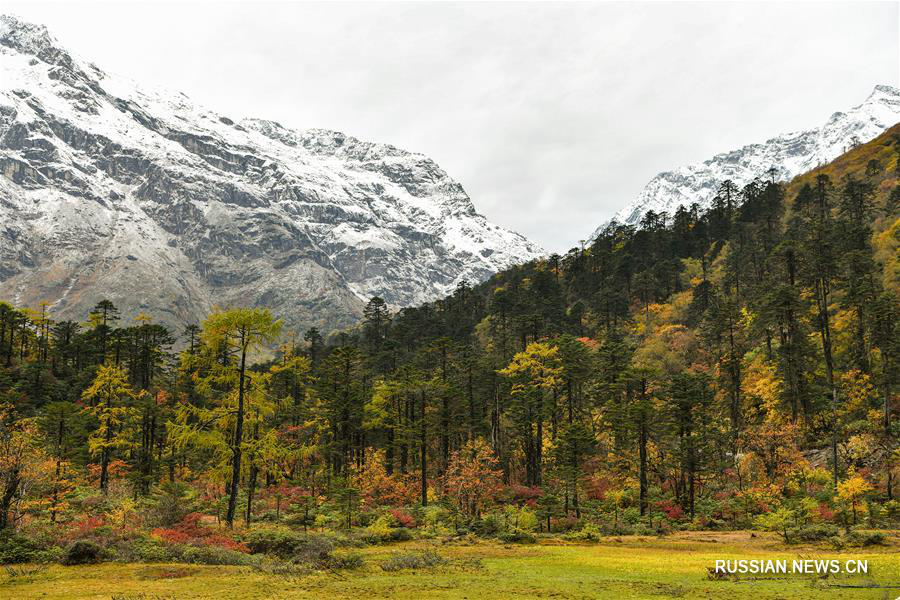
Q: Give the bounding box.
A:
[5,1,898,252]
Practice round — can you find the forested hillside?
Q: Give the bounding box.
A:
[0,124,897,564]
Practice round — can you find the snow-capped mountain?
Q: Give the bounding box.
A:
[0,15,544,334]
[592,84,900,237]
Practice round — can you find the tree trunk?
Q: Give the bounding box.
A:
[245,463,257,526]
[535,411,543,486]
[572,446,580,519]
[687,420,696,519]
[225,334,248,528]
[441,393,449,474]
[0,468,19,530]
[816,279,839,487]
[727,319,741,446]
[420,391,427,506]
[638,380,648,517]
[639,415,648,516]
[399,397,409,474]
[100,413,112,494]
[885,355,893,500]
[385,427,394,476]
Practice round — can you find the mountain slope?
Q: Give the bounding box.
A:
[0,15,544,333]
[592,85,900,237]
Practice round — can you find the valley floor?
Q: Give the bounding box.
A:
[3,531,899,599]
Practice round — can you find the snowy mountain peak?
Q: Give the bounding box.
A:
[592,85,900,237]
[0,14,56,55]
[0,15,544,334]
[867,84,899,101]
[0,14,99,81]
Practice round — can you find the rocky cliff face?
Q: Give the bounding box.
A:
[0,15,544,334]
[592,85,900,236]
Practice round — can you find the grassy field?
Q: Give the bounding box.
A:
[2,531,899,599]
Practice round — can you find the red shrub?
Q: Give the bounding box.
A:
[390,509,416,528]
[503,485,542,504]
[655,500,684,521]
[816,503,835,522]
[152,528,192,545]
[356,458,418,508]
[576,337,599,350]
[151,513,248,553]
[202,534,248,552]
[585,475,617,501]
[60,516,105,542]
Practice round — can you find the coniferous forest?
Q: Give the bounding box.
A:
[0,124,898,587]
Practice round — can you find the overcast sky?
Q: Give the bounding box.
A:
[5,1,898,252]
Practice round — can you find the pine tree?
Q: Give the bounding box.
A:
[82,363,140,494]
[191,308,281,527]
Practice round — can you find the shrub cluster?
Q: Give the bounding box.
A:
[151,513,248,553]
[380,550,447,571]
[362,515,415,544]
[61,540,106,565]
[0,532,60,564]
[787,523,839,543]
[497,529,536,544]
[565,522,603,542]
[844,530,886,547]
[243,527,333,561]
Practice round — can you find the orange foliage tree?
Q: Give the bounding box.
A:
[443,439,503,520]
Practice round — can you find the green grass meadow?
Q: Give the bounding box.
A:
[3,531,899,599]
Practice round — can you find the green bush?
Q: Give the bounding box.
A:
[177,545,258,566]
[251,558,312,577]
[518,508,538,532]
[845,531,886,547]
[422,506,450,528]
[884,500,900,520]
[503,505,537,532]
[313,513,336,530]
[497,528,536,544]
[380,550,446,571]
[566,522,602,542]
[0,533,49,564]
[319,531,362,549]
[244,527,333,560]
[788,524,839,543]
[622,507,641,525]
[602,523,634,536]
[120,538,175,563]
[283,510,317,530]
[395,527,414,541]
[631,523,658,536]
[362,515,415,544]
[472,513,502,536]
[754,508,795,543]
[61,540,105,565]
[146,481,197,527]
[321,551,364,570]
[37,546,64,564]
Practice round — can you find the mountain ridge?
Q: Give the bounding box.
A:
[0,14,544,334]
[591,84,900,237]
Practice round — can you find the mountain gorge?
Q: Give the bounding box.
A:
[0,15,544,334]
[593,84,900,236]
